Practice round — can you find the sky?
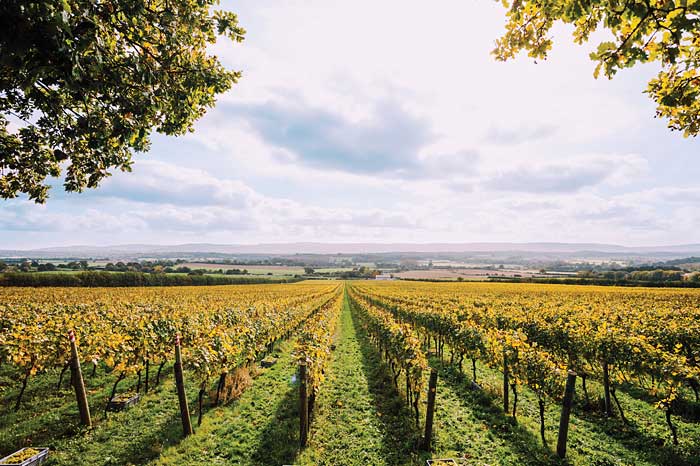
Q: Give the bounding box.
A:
[2,0,700,249]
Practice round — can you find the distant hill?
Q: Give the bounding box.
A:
[3,242,700,259]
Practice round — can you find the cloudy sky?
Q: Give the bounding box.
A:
[2,0,699,248]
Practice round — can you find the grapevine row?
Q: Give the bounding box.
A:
[350,281,700,445]
[347,285,428,421]
[294,290,343,445]
[0,283,341,423]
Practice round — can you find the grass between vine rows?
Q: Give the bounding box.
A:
[1,357,187,465]
[0,338,303,466]
[297,292,423,465]
[151,338,301,465]
[1,289,698,465]
[299,292,700,465]
[424,354,700,466]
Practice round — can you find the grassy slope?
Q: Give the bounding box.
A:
[303,294,565,466]
[151,338,302,466]
[0,362,189,465]
[422,358,554,465]
[0,340,303,466]
[301,291,700,466]
[422,350,700,466]
[297,294,423,465]
[298,293,559,465]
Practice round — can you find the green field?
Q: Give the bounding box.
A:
[179,264,355,277]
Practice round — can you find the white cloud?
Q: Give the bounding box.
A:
[482,154,648,193]
[1,0,697,248]
[97,161,257,207]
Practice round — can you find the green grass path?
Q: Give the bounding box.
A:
[150,339,301,466]
[425,351,700,466]
[301,291,700,466]
[1,363,187,466]
[297,292,572,465]
[297,293,423,466]
[424,359,553,465]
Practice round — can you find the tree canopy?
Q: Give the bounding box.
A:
[494,0,700,137]
[0,0,244,203]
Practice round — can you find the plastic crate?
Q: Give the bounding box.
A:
[0,447,49,466]
[106,393,140,412]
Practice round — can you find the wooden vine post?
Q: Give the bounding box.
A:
[68,330,92,427]
[422,368,439,451]
[174,334,194,437]
[556,370,577,459]
[602,359,612,417]
[503,352,509,413]
[299,363,309,448]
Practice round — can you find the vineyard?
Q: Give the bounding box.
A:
[0,281,699,465]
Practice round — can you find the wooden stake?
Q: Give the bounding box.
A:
[145,358,149,394]
[503,352,509,414]
[69,330,92,427]
[299,363,309,448]
[422,368,439,451]
[557,370,577,459]
[602,360,612,417]
[174,335,194,437]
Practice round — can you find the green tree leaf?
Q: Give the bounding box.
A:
[0,0,245,202]
[494,0,700,137]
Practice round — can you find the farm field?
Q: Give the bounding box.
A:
[0,281,699,465]
[392,268,545,280]
[179,263,306,275]
[180,263,354,276]
[29,269,297,277]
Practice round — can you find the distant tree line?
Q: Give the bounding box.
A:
[104,259,187,272]
[0,259,255,276]
[212,258,309,266]
[575,268,694,283]
[0,259,89,272]
[103,261,249,275]
[0,271,301,287]
[336,266,379,279]
[301,265,379,279]
[489,275,700,288]
[401,268,700,287]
